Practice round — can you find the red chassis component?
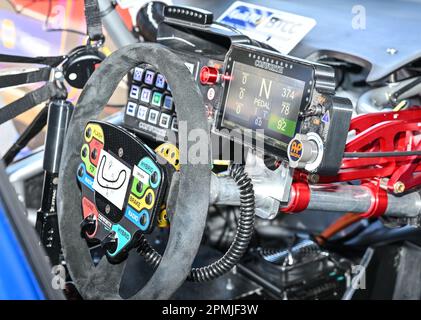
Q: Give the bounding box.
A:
[319,108,421,194]
[282,108,421,217]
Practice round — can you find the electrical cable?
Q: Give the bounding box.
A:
[315,213,363,245]
[137,164,256,282]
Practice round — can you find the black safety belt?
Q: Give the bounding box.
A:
[0,68,51,89]
[84,0,105,43]
[2,107,48,166]
[0,0,104,143]
[0,83,67,126]
[0,53,68,125]
[0,53,66,67]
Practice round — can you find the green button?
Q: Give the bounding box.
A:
[151,92,163,107]
[131,177,148,198]
[81,144,96,176]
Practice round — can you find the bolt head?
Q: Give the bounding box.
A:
[393,181,405,194]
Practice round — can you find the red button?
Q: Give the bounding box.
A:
[200,66,219,85]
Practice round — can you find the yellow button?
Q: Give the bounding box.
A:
[85,123,104,144]
[128,189,155,211]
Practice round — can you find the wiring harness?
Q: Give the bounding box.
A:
[137,164,256,282]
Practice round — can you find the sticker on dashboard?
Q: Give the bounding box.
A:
[93,149,131,210]
[217,1,316,54]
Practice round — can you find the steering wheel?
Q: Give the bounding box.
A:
[57,43,211,299]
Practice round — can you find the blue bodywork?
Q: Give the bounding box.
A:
[0,202,44,300]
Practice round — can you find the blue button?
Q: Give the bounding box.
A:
[125,207,150,231]
[126,101,137,116]
[155,74,166,89]
[163,95,173,111]
[108,224,132,256]
[77,163,94,191]
[144,70,155,85]
[129,85,140,99]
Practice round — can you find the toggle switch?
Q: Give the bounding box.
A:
[80,214,96,238]
[101,231,118,253]
[200,66,220,85]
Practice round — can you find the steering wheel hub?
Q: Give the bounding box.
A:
[57,43,211,299]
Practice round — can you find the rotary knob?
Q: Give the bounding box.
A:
[287,133,324,172]
[199,66,220,85]
[101,232,118,253]
[80,214,96,238]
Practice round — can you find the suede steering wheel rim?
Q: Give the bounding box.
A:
[57,43,211,299]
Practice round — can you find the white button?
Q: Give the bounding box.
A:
[133,67,144,82]
[207,87,215,100]
[126,102,137,117]
[159,113,171,128]
[171,117,178,132]
[129,85,140,99]
[137,105,148,121]
[140,88,152,103]
[144,70,155,85]
[155,74,166,89]
[148,109,159,124]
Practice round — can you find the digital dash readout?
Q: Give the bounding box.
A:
[222,61,305,144]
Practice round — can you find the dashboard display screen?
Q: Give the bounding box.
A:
[222,61,305,147]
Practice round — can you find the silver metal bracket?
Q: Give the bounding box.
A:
[245,151,293,219]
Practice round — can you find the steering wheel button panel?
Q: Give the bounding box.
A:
[76,121,167,262]
[122,62,197,142]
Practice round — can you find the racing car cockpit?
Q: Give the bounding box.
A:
[2,0,421,301]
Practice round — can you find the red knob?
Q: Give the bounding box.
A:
[200,66,219,85]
